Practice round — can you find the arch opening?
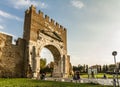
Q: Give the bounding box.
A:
[39,45,62,77]
[40,47,54,65]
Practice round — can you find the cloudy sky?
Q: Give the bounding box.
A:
[0,0,120,66]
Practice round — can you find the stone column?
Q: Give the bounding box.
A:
[53,56,62,77]
[62,55,68,78]
[33,46,40,78]
[67,55,70,76]
[34,56,40,79]
[58,59,62,76]
[61,55,63,77]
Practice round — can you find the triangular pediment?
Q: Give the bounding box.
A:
[40,30,63,42]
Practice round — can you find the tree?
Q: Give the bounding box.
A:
[49,61,54,74]
[102,65,106,73]
[105,65,108,71]
[73,64,88,73]
[40,58,46,70]
[83,64,86,73]
[73,66,78,72]
[49,61,54,69]
[118,63,120,69]
[108,64,116,72]
[99,65,102,73]
[86,65,88,73]
[78,64,83,73]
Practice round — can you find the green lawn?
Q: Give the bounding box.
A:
[80,73,118,79]
[0,78,112,87]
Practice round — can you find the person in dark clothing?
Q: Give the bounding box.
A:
[76,71,80,80]
[103,74,107,79]
[91,71,94,78]
[73,71,80,82]
[41,72,46,80]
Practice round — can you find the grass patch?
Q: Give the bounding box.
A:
[80,73,119,79]
[0,78,112,87]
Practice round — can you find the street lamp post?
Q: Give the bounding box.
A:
[112,51,119,87]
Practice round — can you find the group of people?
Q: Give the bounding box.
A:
[73,71,80,80]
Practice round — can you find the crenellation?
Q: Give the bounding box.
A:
[60,25,63,29]
[45,15,50,22]
[50,19,55,25]
[55,22,59,28]
[30,5,36,10]
[59,25,64,33]
[60,25,65,32]
[38,10,43,18]
[24,5,67,35]
[64,28,67,31]
[28,7,66,34]
[25,5,37,15]
[29,5,36,14]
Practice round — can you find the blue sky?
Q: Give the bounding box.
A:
[0,0,120,66]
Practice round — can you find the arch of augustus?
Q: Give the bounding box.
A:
[0,5,71,78]
[23,5,71,78]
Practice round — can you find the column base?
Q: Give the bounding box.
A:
[62,73,68,78]
[52,73,69,78]
[33,72,37,78]
[52,72,63,78]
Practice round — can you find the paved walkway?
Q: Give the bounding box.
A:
[45,77,120,86]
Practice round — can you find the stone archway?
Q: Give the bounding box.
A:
[23,5,70,78]
[40,45,62,77]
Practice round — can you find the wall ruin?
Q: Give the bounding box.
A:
[0,33,26,77]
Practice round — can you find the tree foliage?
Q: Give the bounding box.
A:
[40,58,46,70]
[73,64,89,73]
[40,60,54,74]
[49,61,54,69]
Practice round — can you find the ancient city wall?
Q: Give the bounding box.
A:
[0,33,26,77]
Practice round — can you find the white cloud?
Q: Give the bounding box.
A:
[0,25,4,29]
[10,0,47,9]
[71,0,84,9]
[0,10,22,21]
